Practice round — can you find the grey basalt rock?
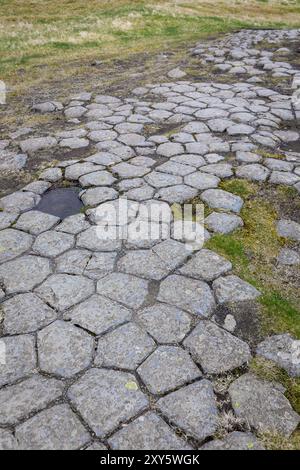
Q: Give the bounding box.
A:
[0,375,64,425]
[64,294,132,335]
[0,191,40,213]
[35,274,95,311]
[205,212,243,234]
[97,272,149,309]
[200,432,264,450]
[179,249,232,282]
[55,214,90,234]
[155,184,198,203]
[213,275,260,303]
[15,210,59,235]
[32,230,74,257]
[37,320,94,378]
[2,293,57,335]
[0,430,18,450]
[117,250,170,281]
[236,164,269,182]
[137,346,201,395]
[184,171,220,190]
[80,186,118,206]
[158,274,216,317]
[20,136,57,153]
[109,412,192,450]
[39,167,62,182]
[157,380,218,441]
[228,373,300,436]
[0,228,33,264]
[95,322,156,370]
[183,320,251,374]
[277,219,300,242]
[15,404,90,450]
[257,334,300,377]
[0,255,52,294]
[0,211,18,230]
[67,368,148,437]
[0,334,37,387]
[201,189,244,213]
[137,303,192,344]
[277,248,300,266]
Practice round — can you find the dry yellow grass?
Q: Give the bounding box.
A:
[1,0,300,96]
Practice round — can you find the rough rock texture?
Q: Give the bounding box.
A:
[228,373,300,436]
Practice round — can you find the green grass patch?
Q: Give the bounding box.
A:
[205,183,300,338]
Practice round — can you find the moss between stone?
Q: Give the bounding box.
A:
[205,179,300,339]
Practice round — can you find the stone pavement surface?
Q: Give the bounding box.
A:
[0,29,300,450]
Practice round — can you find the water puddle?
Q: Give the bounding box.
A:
[34,187,83,219]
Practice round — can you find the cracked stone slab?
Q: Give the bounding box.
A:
[35,274,94,311]
[65,162,102,180]
[179,249,232,281]
[228,373,300,436]
[84,251,117,280]
[200,431,264,450]
[205,212,243,234]
[109,412,192,450]
[14,210,59,235]
[95,322,155,370]
[76,226,122,251]
[39,167,62,183]
[0,191,40,213]
[68,368,148,437]
[213,275,260,303]
[112,162,150,178]
[117,250,170,280]
[157,142,184,157]
[0,255,52,294]
[0,334,36,387]
[137,303,192,344]
[55,249,91,275]
[153,239,190,270]
[277,219,300,242]
[79,170,116,187]
[0,375,64,425]
[201,189,244,213]
[20,136,57,153]
[0,228,33,264]
[0,429,18,450]
[158,274,216,317]
[157,161,194,176]
[201,163,233,178]
[236,164,270,182]
[155,184,198,203]
[37,320,94,378]
[97,273,149,309]
[2,293,57,335]
[64,294,132,335]
[157,380,218,441]
[0,211,18,230]
[80,187,118,206]
[270,171,299,185]
[257,334,300,377]
[184,171,220,190]
[183,320,251,374]
[145,171,182,188]
[137,345,201,395]
[33,230,74,257]
[15,404,90,450]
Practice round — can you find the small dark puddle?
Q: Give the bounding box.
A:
[34,187,83,219]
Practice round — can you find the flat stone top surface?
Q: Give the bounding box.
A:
[1,27,300,450]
